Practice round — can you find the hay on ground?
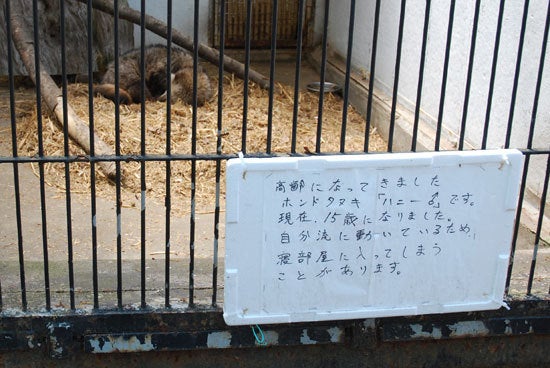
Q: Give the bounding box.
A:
[13,74,387,214]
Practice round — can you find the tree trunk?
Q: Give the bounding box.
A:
[1,0,134,76]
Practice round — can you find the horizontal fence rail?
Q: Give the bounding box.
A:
[0,0,548,353]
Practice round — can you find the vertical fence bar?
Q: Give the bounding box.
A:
[188,0,201,308]
[162,1,171,309]
[527,2,550,295]
[162,1,174,309]
[266,0,278,154]
[315,0,330,153]
[59,0,75,310]
[506,156,530,294]
[411,0,430,152]
[212,0,227,307]
[212,158,221,306]
[505,55,550,294]
[527,0,549,149]
[192,0,199,114]
[291,0,306,154]
[505,0,530,149]
[482,0,506,149]
[113,0,123,310]
[434,1,455,151]
[32,0,51,311]
[340,0,356,153]
[388,0,407,153]
[458,0,481,151]
[87,0,99,311]
[5,0,27,311]
[527,155,549,294]
[144,0,152,309]
[365,0,381,153]
[508,0,550,294]
[241,0,252,155]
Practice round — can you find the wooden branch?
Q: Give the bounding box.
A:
[75,0,271,89]
[9,7,116,180]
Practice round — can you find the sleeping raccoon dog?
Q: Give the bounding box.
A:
[95,44,212,105]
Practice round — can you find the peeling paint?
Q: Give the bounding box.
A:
[1,301,546,355]
[363,319,376,330]
[47,322,71,332]
[49,336,64,356]
[88,334,156,353]
[410,324,442,339]
[409,321,490,340]
[504,319,514,335]
[263,330,279,345]
[300,329,317,345]
[47,322,72,358]
[26,335,35,349]
[207,331,232,348]
[327,327,343,343]
[449,321,490,338]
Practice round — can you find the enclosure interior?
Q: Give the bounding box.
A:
[0,0,548,319]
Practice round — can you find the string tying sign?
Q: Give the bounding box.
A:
[223,150,524,326]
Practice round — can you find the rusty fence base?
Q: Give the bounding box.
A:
[0,300,548,367]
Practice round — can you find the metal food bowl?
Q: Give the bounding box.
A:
[306,81,341,94]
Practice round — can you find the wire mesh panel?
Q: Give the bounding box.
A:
[0,0,548,322]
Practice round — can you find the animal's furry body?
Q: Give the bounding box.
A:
[95,45,212,105]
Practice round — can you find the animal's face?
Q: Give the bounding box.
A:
[157,69,212,106]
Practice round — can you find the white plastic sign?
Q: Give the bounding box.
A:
[223,150,524,325]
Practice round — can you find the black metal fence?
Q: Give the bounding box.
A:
[0,0,548,361]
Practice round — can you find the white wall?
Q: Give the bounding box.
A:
[325,0,549,199]
[126,0,210,46]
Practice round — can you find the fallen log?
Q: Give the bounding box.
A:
[74,0,271,89]
[10,5,117,180]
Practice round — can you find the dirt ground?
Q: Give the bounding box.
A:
[0,60,548,311]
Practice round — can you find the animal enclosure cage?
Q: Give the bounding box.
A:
[0,0,548,361]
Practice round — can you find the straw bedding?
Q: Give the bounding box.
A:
[12,74,386,214]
